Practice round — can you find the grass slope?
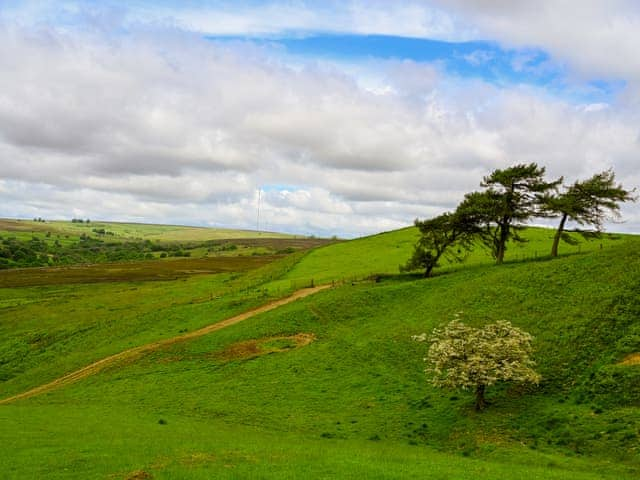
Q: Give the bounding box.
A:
[1,404,629,480]
[276,225,629,286]
[0,253,303,399]
[1,231,639,478]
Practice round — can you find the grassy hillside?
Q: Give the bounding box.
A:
[274,225,629,287]
[1,228,639,478]
[1,404,631,480]
[0,252,306,399]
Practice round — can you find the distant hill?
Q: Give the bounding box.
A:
[0,218,299,242]
[0,218,330,271]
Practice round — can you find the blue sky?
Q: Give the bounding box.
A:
[209,33,623,104]
[0,1,638,236]
[5,0,625,104]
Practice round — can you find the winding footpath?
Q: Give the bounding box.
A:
[0,284,331,405]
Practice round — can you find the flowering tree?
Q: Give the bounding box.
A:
[414,317,541,411]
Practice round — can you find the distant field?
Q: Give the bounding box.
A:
[0,255,284,287]
[0,251,306,400]
[0,218,332,270]
[0,218,298,242]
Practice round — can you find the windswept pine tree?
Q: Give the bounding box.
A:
[472,163,562,264]
[401,209,480,277]
[543,170,636,257]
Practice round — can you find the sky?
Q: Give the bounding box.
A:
[0,1,639,237]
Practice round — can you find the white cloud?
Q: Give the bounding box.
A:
[0,5,639,237]
[431,0,640,87]
[143,0,466,40]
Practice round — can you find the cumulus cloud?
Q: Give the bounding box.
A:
[0,3,638,237]
[133,0,640,97]
[139,0,466,40]
[430,0,640,86]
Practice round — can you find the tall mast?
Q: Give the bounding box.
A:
[256,188,261,233]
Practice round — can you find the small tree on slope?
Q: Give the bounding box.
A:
[415,317,541,411]
[401,211,479,278]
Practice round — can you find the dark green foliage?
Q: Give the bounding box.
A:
[544,170,636,256]
[401,210,479,277]
[475,163,562,264]
[403,163,570,274]
[170,249,191,257]
[581,366,640,407]
[0,233,321,270]
[0,235,157,268]
[402,243,439,277]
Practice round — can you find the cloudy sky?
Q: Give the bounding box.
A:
[1,1,638,237]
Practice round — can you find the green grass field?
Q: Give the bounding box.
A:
[274,225,629,287]
[0,219,297,242]
[0,218,330,270]
[1,224,639,478]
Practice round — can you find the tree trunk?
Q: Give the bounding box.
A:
[495,223,509,264]
[475,384,486,411]
[551,213,567,257]
[424,250,443,278]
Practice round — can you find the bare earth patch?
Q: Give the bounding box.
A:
[218,333,316,361]
[619,352,640,366]
[125,470,153,480]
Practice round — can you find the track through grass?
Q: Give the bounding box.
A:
[0,284,330,405]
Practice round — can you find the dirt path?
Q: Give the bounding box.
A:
[0,285,331,405]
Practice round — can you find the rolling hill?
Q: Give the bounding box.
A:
[1,225,639,478]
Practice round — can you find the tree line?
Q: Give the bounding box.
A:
[403,163,635,277]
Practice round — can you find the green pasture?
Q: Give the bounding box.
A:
[0,253,303,399]
[0,218,296,242]
[1,404,633,479]
[1,225,639,478]
[274,225,628,287]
